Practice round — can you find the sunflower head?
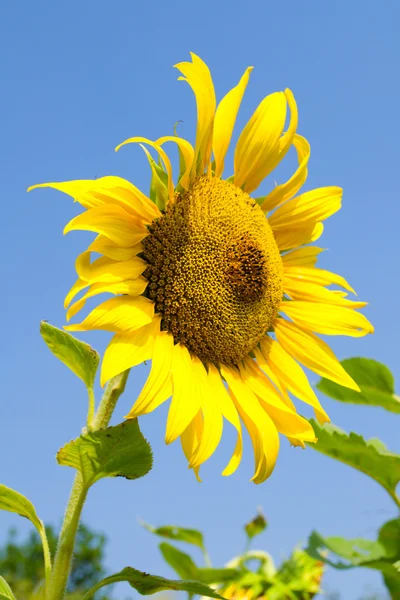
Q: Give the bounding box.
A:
[142,175,283,366]
[30,52,373,483]
[217,548,323,600]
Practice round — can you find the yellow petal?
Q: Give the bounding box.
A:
[100,316,161,386]
[156,136,195,191]
[240,359,317,442]
[208,365,243,476]
[288,438,306,448]
[213,67,253,178]
[221,366,280,483]
[29,176,160,222]
[75,253,146,284]
[87,235,142,261]
[115,137,174,203]
[259,337,329,424]
[280,301,374,337]
[126,330,174,417]
[64,204,147,247]
[253,347,296,411]
[240,357,295,414]
[282,266,356,294]
[247,88,298,192]
[180,412,203,482]
[175,53,216,175]
[282,247,324,267]
[165,346,202,444]
[260,134,310,213]
[273,222,324,252]
[64,278,88,309]
[283,279,367,309]
[270,187,342,231]
[274,318,360,391]
[64,295,154,333]
[93,176,160,221]
[189,369,224,469]
[234,91,288,193]
[66,278,148,321]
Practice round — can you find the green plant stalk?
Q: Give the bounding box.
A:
[389,490,400,511]
[38,523,52,592]
[86,387,96,431]
[48,370,130,600]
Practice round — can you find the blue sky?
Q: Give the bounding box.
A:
[1,1,399,598]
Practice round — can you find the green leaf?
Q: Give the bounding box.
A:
[57,419,152,488]
[307,420,400,504]
[377,518,400,595]
[244,511,267,541]
[0,485,44,535]
[305,519,400,595]
[158,543,239,584]
[82,567,226,600]
[317,357,400,414]
[0,578,16,600]
[40,321,99,389]
[142,522,205,549]
[196,568,241,585]
[379,518,400,557]
[306,531,387,570]
[159,543,198,580]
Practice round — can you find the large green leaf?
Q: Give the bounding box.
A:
[40,321,99,389]
[305,519,400,596]
[57,419,152,488]
[142,522,205,549]
[0,485,44,535]
[317,357,400,414]
[0,578,16,600]
[82,567,226,600]
[308,420,400,504]
[244,511,267,541]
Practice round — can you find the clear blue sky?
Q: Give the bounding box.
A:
[1,2,399,598]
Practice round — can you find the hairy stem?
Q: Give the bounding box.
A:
[48,370,130,600]
[92,370,130,430]
[38,523,52,595]
[87,387,95,430]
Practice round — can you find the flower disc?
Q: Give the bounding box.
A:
[142,175,284,366]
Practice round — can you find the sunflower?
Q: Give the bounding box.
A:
[29,53,373,483]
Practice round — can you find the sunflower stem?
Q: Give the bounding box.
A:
[86,387,96,430]
[48,370,130,600]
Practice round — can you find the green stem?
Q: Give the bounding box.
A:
[38,524,52,594]
[87,387,95,430]
[202,548,212,568]
[92,370,130,430]
[244,538,251,555]
[389,490,400,512]
[48,370,130,600]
